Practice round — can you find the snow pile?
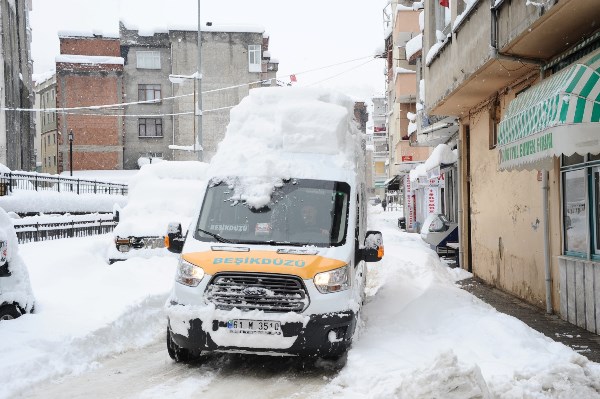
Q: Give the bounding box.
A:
[207,87,363,208]
[113,161,209,237]
[406,33,422,60]
[0,235,176,399]
[313,210,600,398]
[0,208,35,313]
[0,190,127,214]
[424,143,458,171]
[409,163,427,183]
[55,55,125,65]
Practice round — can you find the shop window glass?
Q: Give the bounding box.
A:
[563,169,586,253]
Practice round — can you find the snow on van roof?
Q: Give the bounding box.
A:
[113,161,209,237]
[207,87,363,208]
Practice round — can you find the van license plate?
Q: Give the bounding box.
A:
[226,319,282,335]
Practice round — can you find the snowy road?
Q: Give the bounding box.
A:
[23,342,336,399]
[4,207,600,398]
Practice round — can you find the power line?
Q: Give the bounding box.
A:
[55,105,234,118]
[2,54,380,114]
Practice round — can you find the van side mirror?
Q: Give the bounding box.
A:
[165,222,185,253]
[361,230,383,262]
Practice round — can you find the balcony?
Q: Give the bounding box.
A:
[425,0,600,116]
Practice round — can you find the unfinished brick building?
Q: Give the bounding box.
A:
[55,33,124,172]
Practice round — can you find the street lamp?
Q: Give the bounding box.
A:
[68,129,74,176]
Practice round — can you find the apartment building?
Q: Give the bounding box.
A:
[120,22,278,168]
[34,73,58,174]
[0,0,35,171]
[423,0,600,334]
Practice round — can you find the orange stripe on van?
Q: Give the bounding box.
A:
[182,250,346,280]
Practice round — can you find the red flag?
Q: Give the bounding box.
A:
[440,0,449,6]
[290,74,297,83]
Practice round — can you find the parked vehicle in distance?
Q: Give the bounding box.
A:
[0,207,35,321]
[107,161,209,263]
[164,88,384,363]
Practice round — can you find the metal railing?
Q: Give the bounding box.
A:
[0,172,128,196]
[15,218,118,244]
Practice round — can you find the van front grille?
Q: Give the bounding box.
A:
[204,273,309,313]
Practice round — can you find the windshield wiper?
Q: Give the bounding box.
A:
[197,229,234,244]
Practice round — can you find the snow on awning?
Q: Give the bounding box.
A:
[498,52,600,171]
[425,144,457,178]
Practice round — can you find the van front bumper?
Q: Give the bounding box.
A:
[168,309,357,357]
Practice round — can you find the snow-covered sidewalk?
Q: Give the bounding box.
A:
[316,207,600,398]
[1,206,599,399]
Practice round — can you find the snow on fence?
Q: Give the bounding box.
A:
[0,172,128,197]
[14,218,118,244]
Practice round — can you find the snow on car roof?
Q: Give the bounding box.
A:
[207,87,363,208]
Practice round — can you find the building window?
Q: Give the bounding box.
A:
[138,84,161,102]
[138,118,163,137]
[136,51,161,69]
[561,154,600,259]
[248,45,262,73]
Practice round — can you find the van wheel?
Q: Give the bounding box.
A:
[167,327,202,363]
[0,304,22,321]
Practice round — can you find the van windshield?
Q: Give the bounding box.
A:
[195,178,350,247]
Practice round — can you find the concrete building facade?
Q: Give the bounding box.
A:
[0,0,35,171]
[34,73,58,174]
[120,23,278,169]
[423,0,600,334]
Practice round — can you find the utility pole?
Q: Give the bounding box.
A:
[197,0,203,161]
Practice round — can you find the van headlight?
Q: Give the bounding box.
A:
[176,258,205,287]
[314,265,350,294]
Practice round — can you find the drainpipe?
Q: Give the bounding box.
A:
[457,136,464,270]
[542,170,552,314]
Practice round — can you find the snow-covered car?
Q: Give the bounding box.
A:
[0,208,35,320]
[107,161,209,263]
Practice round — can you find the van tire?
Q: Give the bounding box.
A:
[0,304,22,321]
[167,327,202,363]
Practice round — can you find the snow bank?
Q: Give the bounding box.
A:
[207,87,363,208]
[314,210,600,399]
[0,208,35,313]
[0,190,127,214]
[0,236,176,399]
[113,161,209,237]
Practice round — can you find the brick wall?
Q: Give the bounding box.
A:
[56,36,124,171]
[60,38,120,57]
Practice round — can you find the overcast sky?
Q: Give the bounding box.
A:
[30,0,388,101]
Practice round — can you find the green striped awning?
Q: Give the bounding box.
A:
[498,52,600,171]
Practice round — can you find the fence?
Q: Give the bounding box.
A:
[0,172,128,196]
[15,219,118,244]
